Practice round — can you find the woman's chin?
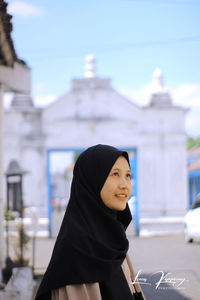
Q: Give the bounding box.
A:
[115,203,127,211]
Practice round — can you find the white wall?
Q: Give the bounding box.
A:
[4,77,188,217]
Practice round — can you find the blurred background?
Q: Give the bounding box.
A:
[0,0,200,299]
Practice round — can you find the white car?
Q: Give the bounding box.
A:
[184,197,200,243]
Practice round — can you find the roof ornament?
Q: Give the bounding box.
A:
[152,68,165,93]
[84,54,96,78]
[149,68,173,107]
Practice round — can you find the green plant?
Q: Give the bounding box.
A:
[187,136,200,150]
[13,223,30,266]
[4,207,16,221]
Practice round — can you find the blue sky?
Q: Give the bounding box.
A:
[5,0,200,136]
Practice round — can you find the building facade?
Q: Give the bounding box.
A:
[188,146,200,207]
[0,0,31,263]
[4,56,188,225]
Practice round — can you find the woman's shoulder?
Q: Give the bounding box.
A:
[52,282,102,300]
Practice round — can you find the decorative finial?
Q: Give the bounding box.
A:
[149,68,172,107]
[152,68,165,93]
[85,54,96,78]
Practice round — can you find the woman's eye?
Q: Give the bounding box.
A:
[126,173,132,179]
[112,172,119,176]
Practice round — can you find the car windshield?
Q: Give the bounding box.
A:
[191,200,200,209]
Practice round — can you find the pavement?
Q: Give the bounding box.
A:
[128,234,200,300]
[33,233,200,300]
[1,233,200,300]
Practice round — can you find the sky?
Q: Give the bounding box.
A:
[4,0,200,137]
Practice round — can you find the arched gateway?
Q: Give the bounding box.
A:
[4,56,188,235]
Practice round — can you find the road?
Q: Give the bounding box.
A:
[128,234,200,300]
[17,232,200,300]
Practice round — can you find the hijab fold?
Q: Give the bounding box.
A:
[35,144,133,300]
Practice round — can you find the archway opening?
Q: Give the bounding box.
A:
[47,147,139,236]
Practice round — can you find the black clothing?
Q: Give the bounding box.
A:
[35,144,132,300]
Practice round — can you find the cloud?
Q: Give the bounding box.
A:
[185,107,200,137]
[8,1,44,17]
[34,95,56,107]
[168,84,200,137]
[172,83,200,108]
[119,85,152,106]
[120,83,200,137]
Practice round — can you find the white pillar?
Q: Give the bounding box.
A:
[0,83,5,267]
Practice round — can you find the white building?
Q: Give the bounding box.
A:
[4,55,188,233]
[0,0,31,264]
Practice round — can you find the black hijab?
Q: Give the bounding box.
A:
[35,144,133,300]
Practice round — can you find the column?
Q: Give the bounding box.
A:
[0,83,5,267]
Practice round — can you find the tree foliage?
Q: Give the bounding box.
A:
[187,136,200,150]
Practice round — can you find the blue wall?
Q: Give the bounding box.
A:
[188,170,200,207]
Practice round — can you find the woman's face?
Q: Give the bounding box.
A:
[100,156,132,211]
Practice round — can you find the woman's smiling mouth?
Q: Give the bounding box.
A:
[115,194,128,200]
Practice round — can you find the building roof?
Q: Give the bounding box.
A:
[188,146,200,172]
[188,157,200,172]
[0,0,26,67]
[188,146,200,157]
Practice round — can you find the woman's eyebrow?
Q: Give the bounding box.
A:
[111,168,131,172]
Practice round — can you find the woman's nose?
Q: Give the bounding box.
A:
[119,177,128,188]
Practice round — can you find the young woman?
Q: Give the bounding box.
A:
[35,144,146,300]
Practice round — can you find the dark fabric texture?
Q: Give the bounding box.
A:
[132,291,145,300]
[35,144,132,300]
